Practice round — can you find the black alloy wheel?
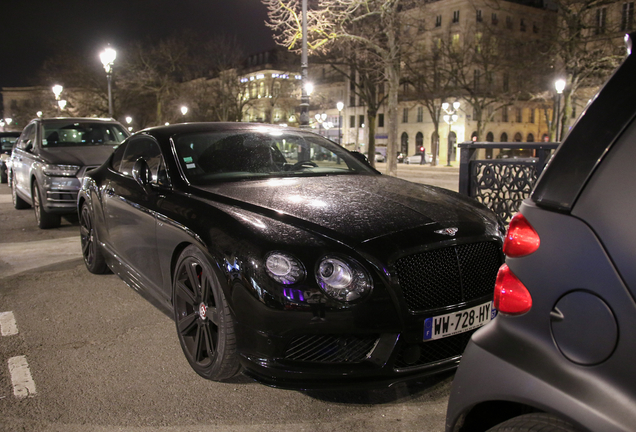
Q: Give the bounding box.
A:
[11,175,30,209]
[80,203,109,274]
[172,246,240,381]
[32,180,61,229]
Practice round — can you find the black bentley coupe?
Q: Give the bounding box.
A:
[78,123,503,388]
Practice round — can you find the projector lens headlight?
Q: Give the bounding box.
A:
[316,256,372,302]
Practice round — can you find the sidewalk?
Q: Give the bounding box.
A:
[375,162,460,192]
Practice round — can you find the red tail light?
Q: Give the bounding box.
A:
[503,213,540,257]
[494,264,532,315]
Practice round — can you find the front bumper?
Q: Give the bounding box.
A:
[230,279,492,390]
[226,238,501,389]
[237,328,474,390]
[41,166,98,213]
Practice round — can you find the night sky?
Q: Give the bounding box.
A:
[0,0,277,88]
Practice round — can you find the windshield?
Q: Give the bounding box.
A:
[173,129,376,185]
[1,136,18,153]
[42,122,128,147]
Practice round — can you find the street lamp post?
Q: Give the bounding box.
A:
[442,101,460,166]
[100,47,117,118]
[336,101,344,145]
[300,0,309,127]
[52,84,63,116]
[181,106,188,122]
[125,116,133,132]
[554,79,566,142]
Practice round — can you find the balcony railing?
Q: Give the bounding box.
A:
[458,142,559,223]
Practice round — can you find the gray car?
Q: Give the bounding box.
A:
[0,131,21,183]
[445,33,636,432]
[10,118,129,228]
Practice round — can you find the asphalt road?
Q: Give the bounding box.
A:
[0,167,459,432]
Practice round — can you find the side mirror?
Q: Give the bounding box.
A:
[24,141,33,152]
[132,158,152,190]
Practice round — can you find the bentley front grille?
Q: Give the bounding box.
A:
[394,241,502,312]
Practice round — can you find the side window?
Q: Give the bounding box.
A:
[18,124,36,150]
[119,137,169,186]
[111,142,127,172]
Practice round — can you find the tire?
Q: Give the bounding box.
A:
[79,202,109,274]
[487,413,582,432]
[172,246,240,381]
[32,180,61,229]
[11,174,30,209]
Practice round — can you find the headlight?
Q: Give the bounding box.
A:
[265,252,305,285]
[42,164,80,177]
[316,256,372,302]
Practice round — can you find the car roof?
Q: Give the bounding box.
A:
[531,32,636,213]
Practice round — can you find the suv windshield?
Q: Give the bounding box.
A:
[43,122,128,147]
[174,129,376,184]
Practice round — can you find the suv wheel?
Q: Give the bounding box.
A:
[32,179,61,229]
[11,175,30,209]
[487,413,582,432]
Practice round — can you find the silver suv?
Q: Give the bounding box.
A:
[10,118,129,228]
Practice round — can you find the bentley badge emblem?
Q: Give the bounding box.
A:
[435,227,459,236]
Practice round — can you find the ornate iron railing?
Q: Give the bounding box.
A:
[458,142,559,223]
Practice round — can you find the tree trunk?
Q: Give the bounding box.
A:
[366,109,377,167]
[431,119,439,167]
[385,63,399,177]
[156,94,163,126]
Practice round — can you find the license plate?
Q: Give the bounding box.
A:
[423,301,497,341]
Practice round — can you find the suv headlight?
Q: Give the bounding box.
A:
[316,256,372,302]
[42,164,80,177]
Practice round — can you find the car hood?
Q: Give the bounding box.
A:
[38,145,117,166]
[193,175,500,245]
